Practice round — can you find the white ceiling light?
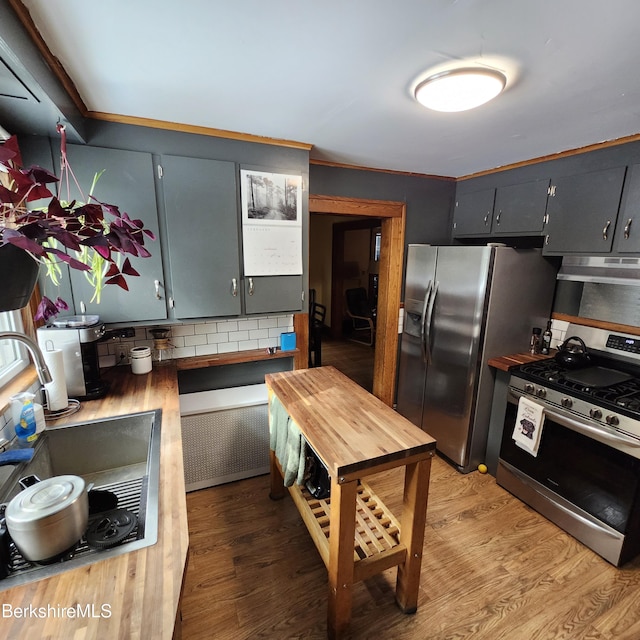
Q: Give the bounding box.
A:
[414,67,507,112]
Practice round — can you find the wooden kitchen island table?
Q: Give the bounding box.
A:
[265,366,436,639]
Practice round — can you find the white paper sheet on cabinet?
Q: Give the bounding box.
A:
[240,169,303,276]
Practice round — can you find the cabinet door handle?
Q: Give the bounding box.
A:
[483,213,489,226]
[154,279,162,300]
[248,277,254,296]
[231,278,238,297]
[496,210,501,225]
[624,218,633,239]
[545,234,550,245]
[603,220,611,240]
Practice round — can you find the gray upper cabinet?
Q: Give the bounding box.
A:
[452,188,496,237]
[60,145,167,323]
[543,166,626,254]
[244,275,303,314]
[612,163,640,254]
[493,179,550,235]
[161,155,241,320]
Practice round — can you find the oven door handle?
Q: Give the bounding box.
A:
[509,389,640,448]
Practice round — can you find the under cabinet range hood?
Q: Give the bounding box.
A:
[557,256,640,286]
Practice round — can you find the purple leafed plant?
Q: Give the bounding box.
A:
[0,129,155,321]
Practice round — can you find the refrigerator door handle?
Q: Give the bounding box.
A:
[424,281,438,364]
[420,281,433,363]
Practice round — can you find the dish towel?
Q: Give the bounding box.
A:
[269,395,308,487]
[512,396,545,457]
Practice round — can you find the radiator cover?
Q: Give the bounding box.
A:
[181,403,270,492]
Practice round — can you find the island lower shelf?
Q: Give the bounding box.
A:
[288,479,407,583]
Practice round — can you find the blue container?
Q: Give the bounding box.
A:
[280,332,296,352]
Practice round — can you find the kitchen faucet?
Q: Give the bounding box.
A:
[0,332,53,385]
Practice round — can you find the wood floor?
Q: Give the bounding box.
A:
[319,335,375,393]
[180,454,640,639]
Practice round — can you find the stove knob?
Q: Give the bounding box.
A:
[535,387,547,399]
[589,408,603,420]
[606,415,620,427]
[561,397,573,409]
[524,384,535,394]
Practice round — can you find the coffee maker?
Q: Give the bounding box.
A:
[37,316,109,400]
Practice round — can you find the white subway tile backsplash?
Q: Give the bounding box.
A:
[259,318,278,329]
[551,319,570,333]
[172,346,196,359]
[102,314,294,365]
[194,324,214,335]
[550,319,569,350]
[195,343,218,356]
[216,320,238,333]
[207,332,228,344]
[171,324,196,337]
[238,319,259,331]
[184,334,207,347]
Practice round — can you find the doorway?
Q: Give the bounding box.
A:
[308,194,406,406]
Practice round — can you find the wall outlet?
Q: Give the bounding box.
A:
[117,347,128,364]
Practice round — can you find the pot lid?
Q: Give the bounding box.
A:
[6,475,86,526]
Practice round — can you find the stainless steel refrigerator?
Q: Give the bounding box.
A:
[396,245,557,473]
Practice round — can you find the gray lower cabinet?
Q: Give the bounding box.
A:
[612,163,640,254]
[493,179,550,235]
[452,188,495,237]
[161,155,241,319]
[543,166,627,254]
[60,145,167,323]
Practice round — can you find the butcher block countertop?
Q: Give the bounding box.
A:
[265,366,436,482]
[488,351,554,372]
[1,364,187,640]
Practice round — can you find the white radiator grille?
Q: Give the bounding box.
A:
[181,403,270,492]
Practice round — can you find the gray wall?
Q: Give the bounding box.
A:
[309,163,456,248]
[456,139,640,194]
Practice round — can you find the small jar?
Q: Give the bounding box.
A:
[530,327,542,355]
[130,346,152,374]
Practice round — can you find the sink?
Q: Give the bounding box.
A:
[0,409,161,591]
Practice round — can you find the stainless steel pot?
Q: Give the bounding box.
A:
[5,474,88,562]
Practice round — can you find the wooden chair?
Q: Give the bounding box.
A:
[345,287,375,346]
[309,301,326,367]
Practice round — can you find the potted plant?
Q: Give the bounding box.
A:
[0,127,155,321]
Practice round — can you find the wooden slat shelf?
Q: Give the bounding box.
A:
[288,481,406,580]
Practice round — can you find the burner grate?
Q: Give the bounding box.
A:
[514,360,640,420]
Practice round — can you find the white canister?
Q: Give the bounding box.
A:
[130,346,152,374]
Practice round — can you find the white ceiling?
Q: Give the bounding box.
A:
[20,0,640,178]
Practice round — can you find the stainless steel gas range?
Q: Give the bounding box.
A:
[497,324,640,566]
